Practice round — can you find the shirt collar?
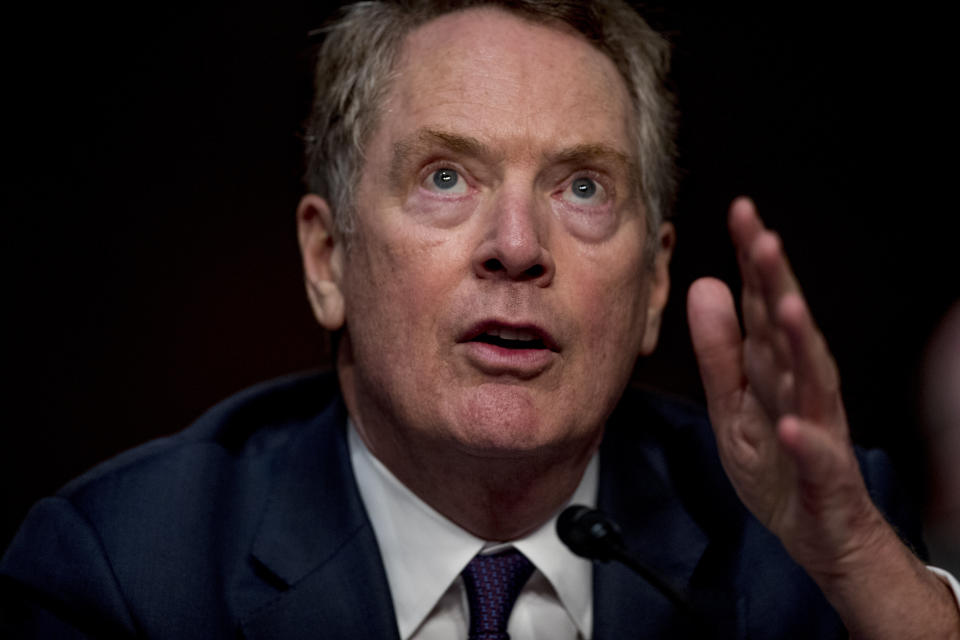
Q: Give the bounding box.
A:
[348,420,596,639]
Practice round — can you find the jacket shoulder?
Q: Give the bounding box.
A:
[58,370,340,497]
[1,371,347,638]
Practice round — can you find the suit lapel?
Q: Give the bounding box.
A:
[592,392,743,639]
[240,395,400,640]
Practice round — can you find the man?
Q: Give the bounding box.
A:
[2,1,958,638]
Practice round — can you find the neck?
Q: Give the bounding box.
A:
[371,428,598,541]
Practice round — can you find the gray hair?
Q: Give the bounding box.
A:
[304,0,677,245]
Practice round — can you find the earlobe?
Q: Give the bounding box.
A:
[640,221,676,355]
[297,194,346,331]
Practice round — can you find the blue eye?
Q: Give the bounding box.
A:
[424,167,467,195]
[562,176,606,205]
[432,168,461,190]
[571,177,596,199]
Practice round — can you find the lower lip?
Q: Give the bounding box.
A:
[460,341,556,377]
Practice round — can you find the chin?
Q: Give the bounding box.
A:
[441,382,582,458]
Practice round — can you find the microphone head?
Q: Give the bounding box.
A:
[557,505,624,562]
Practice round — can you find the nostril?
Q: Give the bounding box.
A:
[480,258,547,280]
[476,253,552,283]
[483,258,505,272]
[525,264,545,279]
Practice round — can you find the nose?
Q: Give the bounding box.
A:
[471,190,555,286]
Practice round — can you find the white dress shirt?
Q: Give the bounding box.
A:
[349,422,595,640]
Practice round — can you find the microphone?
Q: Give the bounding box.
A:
[557,504,625,562]
[557,505,697,615]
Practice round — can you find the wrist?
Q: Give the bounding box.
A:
[798,503,892,585]
[803,520,960,639]
[778,485,890,583]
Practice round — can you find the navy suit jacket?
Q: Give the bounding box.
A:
[1,371,924,638]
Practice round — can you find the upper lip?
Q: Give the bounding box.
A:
[458,319,560,351]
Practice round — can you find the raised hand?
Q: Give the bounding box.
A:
[686,197,879,570]
[687,197,959,639]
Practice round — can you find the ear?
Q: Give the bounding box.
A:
[639,221,676,355]
[297,194,346,331]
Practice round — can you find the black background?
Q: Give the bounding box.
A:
[3,2,956,551]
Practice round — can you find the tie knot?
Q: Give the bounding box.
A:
[461,549,535,640]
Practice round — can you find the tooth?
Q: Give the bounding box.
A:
[481,326,540,341]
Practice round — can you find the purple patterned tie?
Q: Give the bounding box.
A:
[461,549,535,640]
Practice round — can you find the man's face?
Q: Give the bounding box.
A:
[326,9,672,463]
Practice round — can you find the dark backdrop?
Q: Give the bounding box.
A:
[3,3,955,551]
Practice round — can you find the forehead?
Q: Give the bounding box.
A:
[376,8,634,161]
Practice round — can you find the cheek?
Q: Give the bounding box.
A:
[342,226,460,358]
[574,249,651,368]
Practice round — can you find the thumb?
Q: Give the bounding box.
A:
[687,277,744,408]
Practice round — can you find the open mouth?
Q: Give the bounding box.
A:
[472,327,547,350]
[461,322,558,352]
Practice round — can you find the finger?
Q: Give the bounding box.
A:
[730,199,793,366]
[741,280,795,373]
[741,283,771,340]
[728,197,765,265]
[729,196,800,313]
[743,336,796,419]
[751,229,802,325]
[736,203,843,427]
[748,229,801,371]
[688,277,744,415]
[778,293,844,427]
[730,198,765,300]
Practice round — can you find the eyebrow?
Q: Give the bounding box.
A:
[393,129,490,159]
[389,128,636,186]
[547,143,634,175]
